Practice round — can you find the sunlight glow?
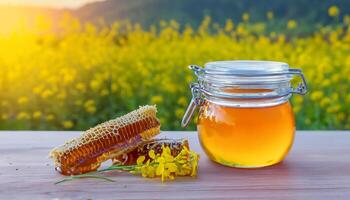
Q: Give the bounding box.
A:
[0,0,103,9]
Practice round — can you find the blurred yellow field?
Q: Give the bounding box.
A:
[1,13,350,130]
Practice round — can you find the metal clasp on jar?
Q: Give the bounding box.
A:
[181,65,308,127]
[181,82,203,128]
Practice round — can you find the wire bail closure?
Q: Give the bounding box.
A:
[181,83,203,127]
[181,64,308,127]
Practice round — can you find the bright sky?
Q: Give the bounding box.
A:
[0,0,103,8]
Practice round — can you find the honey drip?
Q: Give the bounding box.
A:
[198,101,295,168]
[50,105,160,175]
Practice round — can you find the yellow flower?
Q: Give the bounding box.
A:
[189,151,199,176]
[84,100,96,114]
[111,83,118,92]
[170,20,180,30]
[75,82,86,92]
[178,163,191,176]
[320,97,331,108]
[175,108,184,119]
[310,91,324,101]
[160,20,167,27]
[331,93,339,101]
[41,89,54,99]
[17,97,28,105]
[149,150,156,159]
[1,101,8,107]
[293,95,303,104]
[242,12,250,22]
[3,16,350,130]
[75,100,83,106]
[269,32,276,38]
[177,97,187,106]
[278,34,286,43]
[62,120,74,129]
[100,89,109,96]
[267,11,274,20]
[337,113,345,121]
[132,145,199,182]
[151,95,163,104]
[46,114,55,122]
[86,106,96,114]
[331,74,340,83]
[1,114,8,120]
[140,160,156,178]
[328,5,340,17]
[33,85,43,95]
[136,156,146,165]
[287,20,298,30]
[346,94,350,104]
[224,19,234,32]
[293,105,301,113]
[16,112,30,120]
[90,79,100,91]
[63,73,75,84]
[33,111,42,119]
[156,157,165,176]
[57,92,66,100]
[344,15,350,25]
[236,25,246,35]
[166,162,178,173]
[321,79,330,87]
[327,105,340,113]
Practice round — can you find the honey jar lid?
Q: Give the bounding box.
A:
[204,60,289,75]
[191,60,298,85]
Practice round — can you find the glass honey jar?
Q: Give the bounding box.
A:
[182,61,307,168]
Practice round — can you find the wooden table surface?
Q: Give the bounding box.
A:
[0,131,350,200]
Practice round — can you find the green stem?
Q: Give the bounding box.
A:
[55,174,115,185]
[55,164,138,185]
[97,164,137,172]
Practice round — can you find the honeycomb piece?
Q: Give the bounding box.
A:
[112,138,189,166]
[50,105,160,175]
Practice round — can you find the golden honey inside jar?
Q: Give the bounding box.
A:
[182,61,307,168]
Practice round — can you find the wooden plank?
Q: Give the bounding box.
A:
[0,131,350,200]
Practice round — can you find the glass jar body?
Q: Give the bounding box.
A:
[197,101,295,168]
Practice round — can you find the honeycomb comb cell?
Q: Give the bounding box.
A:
[49,105,160,175]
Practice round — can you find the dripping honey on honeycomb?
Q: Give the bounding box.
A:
[50,105,161,175]
[112,139,189,165]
